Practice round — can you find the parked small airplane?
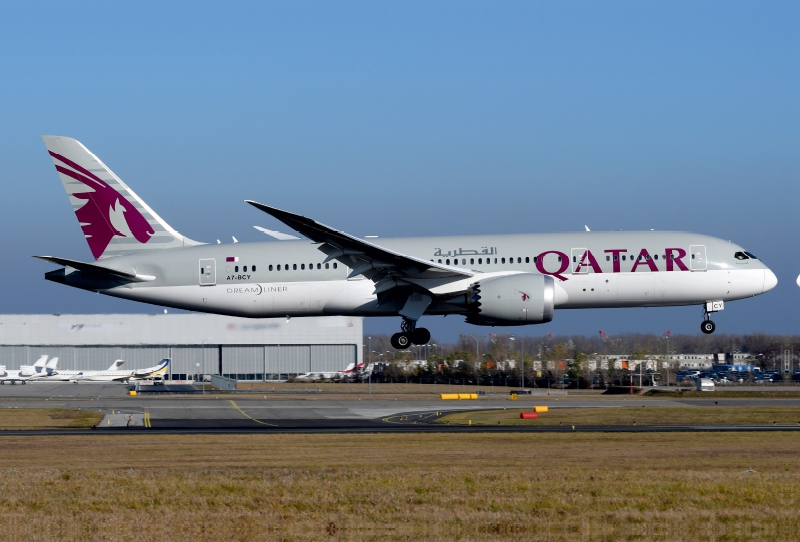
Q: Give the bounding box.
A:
[0,355,49,385]
[37,136,778,349]
[30,359,124,382]
[70,359,170,383]
[296,361,365,381]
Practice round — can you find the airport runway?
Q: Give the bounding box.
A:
[3,382,800,434]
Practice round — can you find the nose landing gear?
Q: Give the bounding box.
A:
[700,301,723,334]
[390,318,431,349]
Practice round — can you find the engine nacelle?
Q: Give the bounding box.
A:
[465,273,555,326]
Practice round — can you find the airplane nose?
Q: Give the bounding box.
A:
[764,269,778,293]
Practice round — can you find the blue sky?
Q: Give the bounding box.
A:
[1,2,797,342]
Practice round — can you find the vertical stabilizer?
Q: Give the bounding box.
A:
[33,355,48,372]
[41,136,202,260]
[108,360,125,371]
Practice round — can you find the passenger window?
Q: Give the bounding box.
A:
[509,257,513,264]
[200,267,204,274]
[558,256,561,262]
[470,258,474,265]
[301,264,305,270]
[333,263,338,269]
[277,265,281,271]
[501,258,506,264]
[691,254,695,259]
[235,266,239,272]
[243,266,247,272]
[446,259,450,265]
[252,265,256,271]
[622,256,626,261]
[525,257,529,263]
[269,265,273,271]
[533,257,537,263]
[293,264,297,270]
[462,259,466,265]
[615,256,618,261]
[317,263,321,269]
[517,257,521,263]
[606,256,610,261]
[309,263,313,269]
[478,258,482,264]
[653,255,658,260]
[325,263,329,269]
[494,258,497,264]
[573,256,577,262]
[438,259,442,263]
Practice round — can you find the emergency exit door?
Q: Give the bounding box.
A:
[689,245,707,271]
[199,259,216,285]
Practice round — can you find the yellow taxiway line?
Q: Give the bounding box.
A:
[229,400,278,426]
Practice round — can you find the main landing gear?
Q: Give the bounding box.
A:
[391,318,431,349]
[700,301,723,335]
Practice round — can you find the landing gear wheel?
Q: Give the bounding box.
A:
[410,327,431,345]
[701,320,716,334]
[391,332,411,349]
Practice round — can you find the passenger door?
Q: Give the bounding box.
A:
[199,259,216,286]
[689,245,707,271]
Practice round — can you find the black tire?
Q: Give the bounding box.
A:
[411,327,431,345]
[701,320,716,334]
[391,332,411,349]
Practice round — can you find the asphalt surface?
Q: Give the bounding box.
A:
[3,382,800,435]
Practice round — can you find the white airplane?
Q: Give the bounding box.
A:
[36,136,777,349]
[30,359,123,382]
[0,355,49,385]
[296,361,365,381]
[70,359,170,383]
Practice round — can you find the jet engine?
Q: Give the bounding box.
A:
[464,273,555,326]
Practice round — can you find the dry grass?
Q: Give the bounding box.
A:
[0,408,102,430]
[438,406,800,426]
[1,432,800,540]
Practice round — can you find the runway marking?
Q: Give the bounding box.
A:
[229,400,278,426]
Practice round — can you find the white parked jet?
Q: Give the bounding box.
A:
[296,361,365,381]
[0,355,49,385]
[70,358,170,382]
[30,359,124,382]
[37,136,777,349]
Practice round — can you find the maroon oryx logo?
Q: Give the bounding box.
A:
[520,291,530,301]
[49,151,154,259]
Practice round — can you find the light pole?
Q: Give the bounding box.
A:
[510,335,523,390]
[469,334,480,391]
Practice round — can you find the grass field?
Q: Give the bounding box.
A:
[0,408,102,430]
[438,406,800,426]
[1,432,800,540]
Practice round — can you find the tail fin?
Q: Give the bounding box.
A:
[41,136,202,260]
[46,358,59,372]
[33,355,48,371]
[108,360,125,371]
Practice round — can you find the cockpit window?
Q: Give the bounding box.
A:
[744,251,758,260]
[734,251,749,260]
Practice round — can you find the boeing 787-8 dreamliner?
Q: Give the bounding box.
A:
[37,137,777,349]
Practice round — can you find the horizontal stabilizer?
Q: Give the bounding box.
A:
[33,256,155,282]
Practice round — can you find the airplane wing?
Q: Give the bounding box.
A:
[33,256,156,282]
[245,201,475,302]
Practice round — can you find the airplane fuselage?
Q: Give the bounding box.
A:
[46,231,774,322]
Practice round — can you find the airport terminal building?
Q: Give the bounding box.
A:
[0,314,362,381]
